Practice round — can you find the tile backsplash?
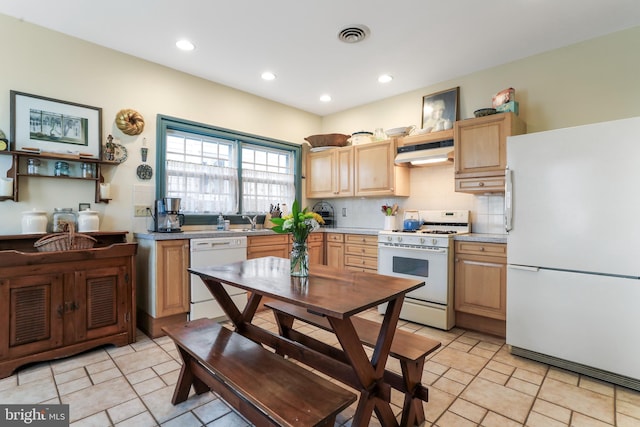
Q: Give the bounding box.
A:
[310,165,507,234]
[472,195,507,234]
[320,194,506,234]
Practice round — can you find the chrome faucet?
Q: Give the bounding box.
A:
[243,215,258,230]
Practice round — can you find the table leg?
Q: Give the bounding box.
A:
[328,297,404,427]
[201,278,260,331]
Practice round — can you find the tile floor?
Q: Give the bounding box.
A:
[1,309,639,426]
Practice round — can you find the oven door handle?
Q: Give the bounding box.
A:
[379,245,447,254]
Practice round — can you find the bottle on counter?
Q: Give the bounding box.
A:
[217,213,224,230]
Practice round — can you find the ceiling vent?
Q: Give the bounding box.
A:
[338,25,370,44]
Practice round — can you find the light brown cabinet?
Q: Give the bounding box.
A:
[306,139,409,199]
[247,234,290,259]
[325,233,344,270]
[0,243,137,378]
[136,239,190,338]
[454,241,507,337]
[454,113,526,193]
[305,233,325,266]
[248,233,324,265]
[306,146,353,198]
[354,140,409,197]
[344,234,378,272]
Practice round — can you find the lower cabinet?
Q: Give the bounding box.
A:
[454,241,507,337]
[344,234,378,272]
[136,239,190,338]
[0,243,137,378]
[247,233,324,265]
[247,234,290,259]
[306,233,324,266]
[325,233,345,270]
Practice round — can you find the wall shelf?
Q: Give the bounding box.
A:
[0,150,118,203]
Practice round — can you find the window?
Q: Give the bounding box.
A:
[156,115,301,224]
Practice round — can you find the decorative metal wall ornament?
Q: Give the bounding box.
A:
[115,108,145,135]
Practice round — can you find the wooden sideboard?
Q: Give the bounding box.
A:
[0,231,128,252]
[0,242,137,378]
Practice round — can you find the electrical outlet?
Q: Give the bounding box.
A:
[134,205,150,217]
[342,207,347,217]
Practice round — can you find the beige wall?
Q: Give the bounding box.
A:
[319,25,640,232]
[0,14,321,236]
[1,13,638,236]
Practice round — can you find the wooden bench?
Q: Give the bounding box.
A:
[163,318,356,427]
[266,301,441,427]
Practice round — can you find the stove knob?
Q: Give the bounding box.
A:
[386,236,392,242]
[397,236,403,243]
[432,238,438,245]
[419,237,425,244]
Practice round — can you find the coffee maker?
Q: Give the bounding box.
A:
[152,197,185,232]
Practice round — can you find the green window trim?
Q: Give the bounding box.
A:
[156,114,302,225]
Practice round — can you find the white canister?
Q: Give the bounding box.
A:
[22,209,47,234]
[78,210,100,232]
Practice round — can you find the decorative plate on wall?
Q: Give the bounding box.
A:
[136,164,153,180]
[112,143,128,163]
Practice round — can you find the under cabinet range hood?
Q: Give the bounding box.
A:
[395,139,454,166]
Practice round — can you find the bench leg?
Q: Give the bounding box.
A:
[172,346,210,404]
[400,359,426,427]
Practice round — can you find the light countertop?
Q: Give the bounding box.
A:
[133,227,380,241]
[454,233,507,244]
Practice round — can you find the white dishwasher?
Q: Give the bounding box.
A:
[190,236,247,321]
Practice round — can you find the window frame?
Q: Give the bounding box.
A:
[156,115,302,225]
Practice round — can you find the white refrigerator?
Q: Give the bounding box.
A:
[505,116,640,390]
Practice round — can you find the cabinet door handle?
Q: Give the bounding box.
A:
[478,182,485,187]
[57,305,64,318]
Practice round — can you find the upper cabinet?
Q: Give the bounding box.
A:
[306,146,353,198]
[354,139,409,197]
[454,113,526,193]
[306,139,409,198]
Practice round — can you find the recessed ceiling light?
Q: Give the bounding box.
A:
[176,39,195,51]
[320,94,332,102]
[261,71,276,81]
[378,74,393,83]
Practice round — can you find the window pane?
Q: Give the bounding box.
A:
[163,128,296,216]
[240,144,294,213]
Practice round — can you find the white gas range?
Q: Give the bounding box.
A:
[377,210,470,330]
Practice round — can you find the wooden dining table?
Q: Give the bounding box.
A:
[187,256,425,427]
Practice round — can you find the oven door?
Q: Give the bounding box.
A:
[378,244,449,304]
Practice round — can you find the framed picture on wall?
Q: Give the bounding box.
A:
[10,91,103,159]
[421,87,459,133]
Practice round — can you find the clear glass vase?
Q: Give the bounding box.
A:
[290,241,309,277]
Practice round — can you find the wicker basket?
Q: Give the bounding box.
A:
[304,133,351,148]
[34,223,97,252]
